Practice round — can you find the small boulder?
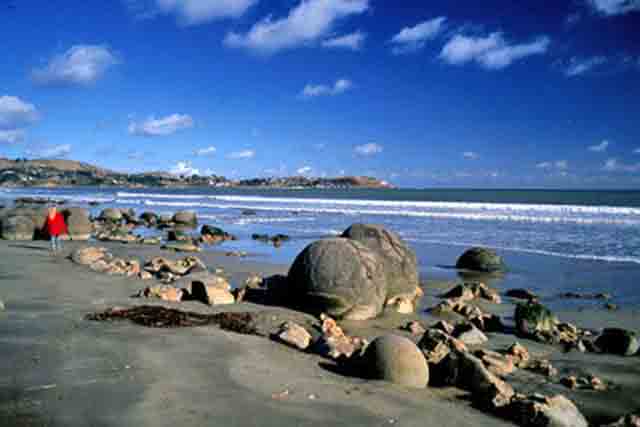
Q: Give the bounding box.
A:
[72,247,109,265]
[0,215,36,240]
[361,335,429,389]
[162,242,201,253]
[62,207,92,240]
[503,394,588,427]
[452,323,488,346]
[594,328,639,356]
[173,211,197,226]
[276,322,312,350]
[515,302,557,338]
[99,208,123,223]
[456,247,505,273]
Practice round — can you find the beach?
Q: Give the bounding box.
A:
[1,235,639,426]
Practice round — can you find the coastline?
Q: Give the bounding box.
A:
[1,240,639,426]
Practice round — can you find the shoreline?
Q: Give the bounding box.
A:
[1,239,639,426]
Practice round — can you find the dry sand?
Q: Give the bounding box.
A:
[0,240,638,426]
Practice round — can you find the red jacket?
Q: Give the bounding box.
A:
[45,213,68,237]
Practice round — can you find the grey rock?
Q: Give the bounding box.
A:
[595,328,639,356]
[456,247,506,272]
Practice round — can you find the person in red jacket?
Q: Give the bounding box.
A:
[44,205,68,254]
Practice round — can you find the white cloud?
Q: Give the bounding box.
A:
[170,160,200,176]
[587,0,640,16]
[354,142,383,156]
[153,0,257,25]
[195,146,217,156]
[565,56,607,77]
[27,144,72,159]
[0,129,26,144]
[296,165,312,175]
[31,45,120,86]
[227,149,255,159]
[537,160,568,170]
[633,148,640,154]
[440,32,550,70]
[128,114,194,137]
[224,0,369,54]
[603,158,640,172]
[589,140,610,152]
[462,151,478,160]
[301,78,353,97]
[322,30,366,50]
[0,96,40,130]
[390,17,447,54]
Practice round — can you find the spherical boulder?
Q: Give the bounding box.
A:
[173,211,197,226]
[456,247,505,273]
[361,335,429,388]
[99,208,123,223]
[62,207,92,240]
[341,224,419,299]
[287,238,387,320]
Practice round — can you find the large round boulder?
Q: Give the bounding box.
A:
[361,335,429,388]
[288,238,387,320]
[99,208,123,223]
[173,211,197,227]
[62,207,92,240]
[456,247,505,273]
[341,224,418,299]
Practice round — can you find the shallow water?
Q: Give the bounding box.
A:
[3,186,640,309]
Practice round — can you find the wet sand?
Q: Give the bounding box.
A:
[0,240,639,426]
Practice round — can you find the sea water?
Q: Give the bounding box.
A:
[3,187,640,308]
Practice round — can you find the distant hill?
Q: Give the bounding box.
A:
[0,158,394,189]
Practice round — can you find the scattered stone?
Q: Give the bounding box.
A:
[439,350,514,410]
[71,247,108,265]
[440,282,501,304]
[361,335,429,389]
[456,247,506,273]
[474,349,515,376]
[452,323,488,346]
[504,342,530,368]
[515,301,557,338]
[172,211,197,226]
[525,359,558,378]
[402,321,426,335]
[602,413,640,427]
[313,314,367,359]
[201,225,235,244]
[605,303,619,311]
[560,292,611,300]
[594,328,639,356]
[276,321,312,350]
[418,328,467,364]
[144,256,206,277]
[501,394,588,427]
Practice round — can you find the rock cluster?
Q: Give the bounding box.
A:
[0,206,91,241]
[71,247,142,276]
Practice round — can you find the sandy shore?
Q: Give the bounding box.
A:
[0,240,639,426]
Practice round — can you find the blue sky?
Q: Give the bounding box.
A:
[0,0,639,188]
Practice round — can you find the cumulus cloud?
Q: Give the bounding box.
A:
[170,160,200,176]
[322,30,366,50]
[354,142,383,156]
[224,0,369,54]
[296,165,312,175]
[390,17,447,54]
[565,56,607,77]
[31,45,120,86]
[301,78,353,97]
[195,146,217,156]
[603,158,640,172]
[537,160,568,170]
[586,0,640,16]
[0,96,40,130]
[0,129,26,144]
[462,151,478,160]
[128,114,194,137]
[26,144,72,159]
[227,149,255,159]
[153,0,257,24]
[440,32,550,70]
[589,140,610,152]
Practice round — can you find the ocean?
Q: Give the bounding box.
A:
[3,187,640,308]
